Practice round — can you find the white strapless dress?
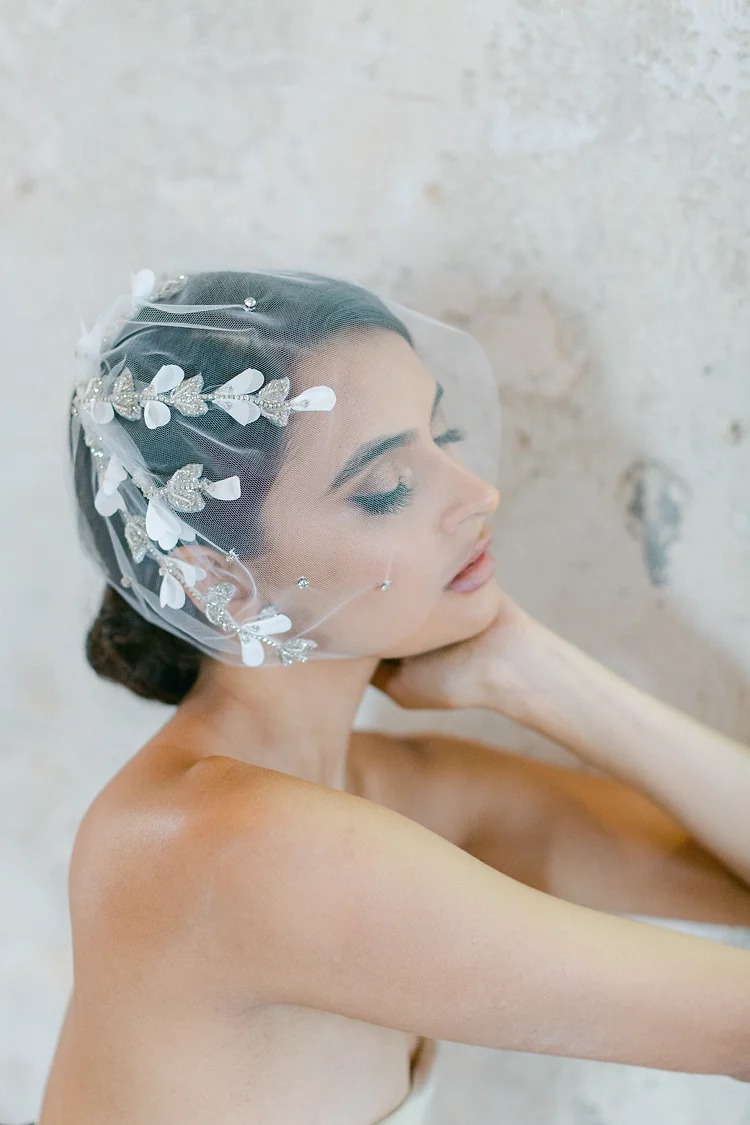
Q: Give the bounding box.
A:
[373,1035,439,1124]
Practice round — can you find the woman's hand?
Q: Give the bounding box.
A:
[370,587,542,721]
[376,578,750,892]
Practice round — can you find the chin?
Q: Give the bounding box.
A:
[442,574,503,639]
[379,576,503,660]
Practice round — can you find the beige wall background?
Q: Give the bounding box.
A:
[1,0,749,1120]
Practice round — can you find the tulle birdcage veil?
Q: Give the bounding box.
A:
[68,267,502,668]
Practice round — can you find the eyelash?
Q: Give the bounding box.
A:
[351,426,466,515]
[433,426,465,447]
[353,479,414,514]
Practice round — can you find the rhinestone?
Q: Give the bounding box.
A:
[244,296,257,309]
[123,515,149,563]
[162,464,207,512]
[277,637,317,665]
[110,368,142,421]
[156,275,188,300]
[120,575,132,587]
[297,576,309,588]
[205,583,238,632]
[378,580,391,591]
[168,373,209,417]
[254,377,292,426]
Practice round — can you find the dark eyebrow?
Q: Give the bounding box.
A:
[327,382,444,494]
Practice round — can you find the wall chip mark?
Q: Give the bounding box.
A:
[617,458,691,587]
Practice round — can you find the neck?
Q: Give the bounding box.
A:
[171,653,381,790]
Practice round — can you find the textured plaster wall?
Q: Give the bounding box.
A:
[1,0,749,1121]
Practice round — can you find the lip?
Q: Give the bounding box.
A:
[445,530,494,588]
[445,547,495,593]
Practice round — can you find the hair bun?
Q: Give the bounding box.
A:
[85,585,201,705]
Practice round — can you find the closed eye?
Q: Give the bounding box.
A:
[349,428,467,516]
[351,479,413,515]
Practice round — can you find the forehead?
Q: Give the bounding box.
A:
[297,326,430,398]
[286,328,436,472]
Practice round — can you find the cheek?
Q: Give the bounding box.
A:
[302,570,443,655]
[321,531,449,650]
[245,480,453,654]
[383,575,503,660]
[270,488,442,589]
[263,513,392,590]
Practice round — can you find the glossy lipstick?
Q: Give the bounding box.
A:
[445,532,495,594]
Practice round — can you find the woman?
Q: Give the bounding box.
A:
[35,268,750,1124]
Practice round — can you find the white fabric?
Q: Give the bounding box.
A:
[374,1036,439,1124]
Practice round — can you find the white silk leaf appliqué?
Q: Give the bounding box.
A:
[159,560,208,609]
[213,368,265,425]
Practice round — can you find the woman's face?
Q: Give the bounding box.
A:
[253,328,502,659]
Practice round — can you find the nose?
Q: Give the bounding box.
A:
[440,463,500,536]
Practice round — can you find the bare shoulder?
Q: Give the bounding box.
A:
[68,751,270,925]
[69,728,463,909]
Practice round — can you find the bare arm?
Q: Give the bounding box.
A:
[373,608,750,890]
[494,622,750,888]
[203,762,750,1081]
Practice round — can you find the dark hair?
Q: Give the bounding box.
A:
[72,269,413,705]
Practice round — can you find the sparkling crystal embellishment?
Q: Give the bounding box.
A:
[139,463,240,514]
[110,369,142,420]
[201,581,317,667]
[71,364,336,431]
[254,377,294,427]
[72,270,325,669]
[276,637,317,666]
[205,583,237,632]
[167,373,210,417]
[155,274,188,300]
[164,464,208,512]
[123,514,150,563]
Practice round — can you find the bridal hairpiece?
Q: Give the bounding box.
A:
[68,267,502,669]
[73,359,335,430]
[70,268,335,667]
